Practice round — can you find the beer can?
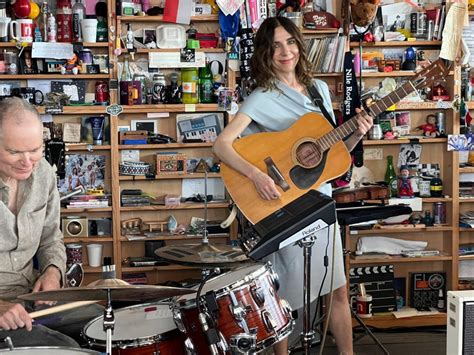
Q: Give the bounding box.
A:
[436,112,446,135]
[95,81,109,105]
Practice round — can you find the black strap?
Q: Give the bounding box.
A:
[307,84,337,129]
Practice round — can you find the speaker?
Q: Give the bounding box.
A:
[62,217,89,238]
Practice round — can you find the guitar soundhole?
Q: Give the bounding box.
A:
[295,142,321,168]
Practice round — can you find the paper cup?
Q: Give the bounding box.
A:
[86,243,103,267]
[81,18,98,43]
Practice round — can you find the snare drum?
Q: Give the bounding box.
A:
[83,303,185,354]
[0,348,99,354]
[173,263,294,354]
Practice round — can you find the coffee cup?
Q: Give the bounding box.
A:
[87,243,103,267]
[12,87,43,105]
[0,17,10,42]
[81,19,98,43]
[66,244,83,267]
[10,19,33,43]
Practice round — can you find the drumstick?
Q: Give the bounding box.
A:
[29,300,99,319]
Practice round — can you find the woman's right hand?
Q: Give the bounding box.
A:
[249,169,281,200]
[0,302,33,331]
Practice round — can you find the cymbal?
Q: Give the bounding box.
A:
[18,278,195,302]
[155,242,249,267]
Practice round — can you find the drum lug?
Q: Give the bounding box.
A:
[262,310,277,333]
[269,269,280,291]
[280,298,293,319]
[250,284,265,306]
[184,337,197,354]
[229,333,257,354]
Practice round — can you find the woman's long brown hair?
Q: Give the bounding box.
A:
[250,16,312,90]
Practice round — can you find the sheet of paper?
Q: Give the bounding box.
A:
[32,43,74,59]
[393,307,440,319]
[181,178,225,200]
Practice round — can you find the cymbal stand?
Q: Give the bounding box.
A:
[202,169,209,244]
[103,288,115,355]
[298,233,318,355]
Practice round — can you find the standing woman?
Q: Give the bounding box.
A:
[213,17,372,354]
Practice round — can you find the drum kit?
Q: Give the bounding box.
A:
[6,240,294,355]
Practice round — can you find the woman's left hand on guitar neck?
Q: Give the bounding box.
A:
[345,108,373,152]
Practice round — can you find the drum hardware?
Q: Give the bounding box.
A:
[229,332,257,354]
[2,337,13,350]
[228,292,249,333]
[250,285,265,306]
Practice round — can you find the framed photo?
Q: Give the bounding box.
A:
[59,154,106,193]
[86,64,101,74]
[398,143,422,168]
[143,28,156,45]
[20,50,37,74]
[131,119,158,134]
[93,54,109,74]
[392,111,411,137]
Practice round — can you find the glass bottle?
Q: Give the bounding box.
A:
[95,0,108,42]
[199,60,214,103]
[186,23,197,40]
[384,155,397,197]
[72,0,85,42]
[181,67,199,104]
[429,172,443,197]
[121,55,132,82]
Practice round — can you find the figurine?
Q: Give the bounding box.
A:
[418,114,440,137]
[398,165,414,198]
[61,54,81,75]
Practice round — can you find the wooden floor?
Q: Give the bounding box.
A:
[290,327,446,354]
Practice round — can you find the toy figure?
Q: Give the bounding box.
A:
[418,114,440,137]
[61,54,81,75]
[398,165,414,198]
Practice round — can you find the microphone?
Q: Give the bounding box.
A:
[198,312,220,355]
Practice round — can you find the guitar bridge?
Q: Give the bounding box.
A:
[264,157,289,192]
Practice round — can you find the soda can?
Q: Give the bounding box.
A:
[95,81,109,105]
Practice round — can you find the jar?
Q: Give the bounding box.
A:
[181,68,199,104]
[430,175,443,197]
[433,202,446,224]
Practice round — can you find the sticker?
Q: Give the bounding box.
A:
[106,104,123,116]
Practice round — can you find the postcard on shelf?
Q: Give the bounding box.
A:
[59,154,106,194]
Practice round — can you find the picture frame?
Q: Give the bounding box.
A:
[20,50,37,74]
[59,154,106,193]
[131,119,158,134]
[93,54,109,74]
[392,111,411,137]
[143,28,156,45]
[86,64,101,74]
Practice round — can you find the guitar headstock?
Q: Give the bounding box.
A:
[411,59,450,90]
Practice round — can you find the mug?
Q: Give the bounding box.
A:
[0,16,10,42]
[356,294,373,318]
[10,19,33,43]
[12,87,44,105]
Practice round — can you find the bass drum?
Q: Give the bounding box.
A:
[0,348,99,354]
[83,302,186,354]
[173,263,294,354]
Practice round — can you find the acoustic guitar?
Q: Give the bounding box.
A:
[220,59,449,224]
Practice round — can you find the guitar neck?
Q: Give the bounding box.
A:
[317,81,416,150]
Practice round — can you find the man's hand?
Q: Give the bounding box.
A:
[32,266,61,306]
[0,302,33,331]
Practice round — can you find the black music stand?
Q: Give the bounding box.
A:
[337,204,412,355]
[242,190,337,355]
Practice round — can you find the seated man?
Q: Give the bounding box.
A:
[0,97,79,348]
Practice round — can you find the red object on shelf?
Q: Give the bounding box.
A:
[13,0,31,19]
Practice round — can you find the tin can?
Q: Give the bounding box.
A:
[133,74,146,104]
[152,72,166,103]
[433,202,446,224]
[78,49,93,73]
[95,80,109,105]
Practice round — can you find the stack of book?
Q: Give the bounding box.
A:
[66,194,110,209]
[121,192,150,207]
[460,211,474,228]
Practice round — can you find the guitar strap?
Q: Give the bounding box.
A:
[306,84,337,129]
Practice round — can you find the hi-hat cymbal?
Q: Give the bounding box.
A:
[18,278,195,302]
[155,242,248,267]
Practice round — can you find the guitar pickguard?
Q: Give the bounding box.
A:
[289,151,328,189]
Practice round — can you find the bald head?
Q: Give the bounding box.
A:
[0,97,42,139]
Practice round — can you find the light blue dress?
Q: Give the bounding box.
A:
[238,79,346,310]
